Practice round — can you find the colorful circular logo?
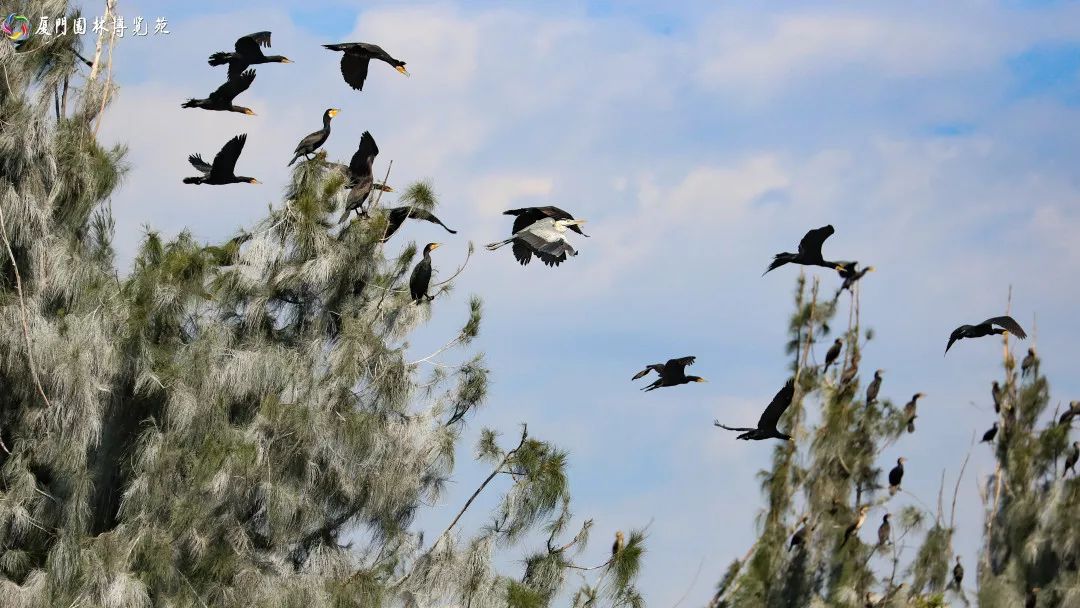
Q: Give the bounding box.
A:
[2,14,31,45]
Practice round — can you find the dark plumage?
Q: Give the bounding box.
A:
[632,357,705,391]
[865,369,884,405]
[337,131,393,222]
[833,262,875,299]
[952,557,964,590]
[764,224,837,274]
[991,381,1003,413]
[981,423,998,444]
[839,360,858,386]
[715,378,796,441]
[1021,347,1037,377]
[788,517,810,552]
[945,316,1027,354]
[903,393,925,434]
[289,108,340,167]
[876,513,891,547]
[1059,401,1080,425]
[822,338,842,373]
[208,32,292,80]
[182,69,256,115]
[381,206,457,242]
[612,531,624,557]
[183,134,259,185]
[409,243,441,303]
[888,457,906,495]
[323,42,409,91]
[840,505,870,547]
[502,206,589,266]
[1064,441,1079,478]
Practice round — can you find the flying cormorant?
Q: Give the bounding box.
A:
[323,42,409,91]
[764,224,838,274]
[208,32,292,79]
[632,357,705,391]
[182,69,257,115]
[183,134,259,185]
[945,316,1027,354]
[380,206,457,242]
[714,378,796,441]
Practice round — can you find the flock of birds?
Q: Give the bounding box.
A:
[175,31,1076,580]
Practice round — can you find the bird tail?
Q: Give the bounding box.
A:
[208,52,233,66]
[764,252,795,275]
[181,99,198,108]
[288,154,300,167]
[486,238,513,251]
[439,222,458,234]
[182,177,202,184]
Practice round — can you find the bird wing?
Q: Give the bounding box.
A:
[986,316,1027,339]
[209,134,247,179]
[406,208,456,233]
[504,207,549,233]
[235,32,271,58]
[208,69,255,104]
[346,175,374,210]
[188,154,212,174]
[797,225,835,257]
[340,53,371,90]
[536,239,576,258]
[511,242,534,266]
[294,128,328,156]
[664,357,696,372]
[758,378,796,429]
[348,131,379,176]
[632,364,665,380]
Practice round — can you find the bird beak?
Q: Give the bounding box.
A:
[244,109,256,116]
[376,183,394,192]
[282,58,294,63]
[834,265,845,271]
[431,243,442,250]
[867,266,876,272]
[329,109,341,117]
[396,65,410,76]
[249,179,261,184]
[695,378,707,383]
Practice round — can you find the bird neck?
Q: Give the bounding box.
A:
[323,114,333,128]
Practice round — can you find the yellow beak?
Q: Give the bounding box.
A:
[395,65,410,76]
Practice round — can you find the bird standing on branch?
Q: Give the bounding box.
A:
[612,531,624,557]
[409,243,441,303]
[486,218,587,267]
[1064,441,1079,478]
[715,378,796,441]
[337,132,393,222]
[945,316,1027,354]
[822,338,843,373]
[289,108,340,166]
[981,423,998,444]
[952,556,964,590]
[865,369,884,405]
[1060,401,1080,426]
[876,513,891,547]
[903,393,925,433]
[841,505,870,547]
[1021,347,1037,377]
[888,457,906,496]
[632,357,705,392]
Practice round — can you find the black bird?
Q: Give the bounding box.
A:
[409,243,441,303]
[822,338,843,373]
[840,505,870,547]
[764,224,837,274]
[209,32,292,80]
[981,422,998,444]
[632,357,705,392]
[1059,401,1080,425]
[991,380,1003,413]
[903,393,925,433]
[833,262,875,299]
[839,360,859,386]
[183,134,259,185]
[323,42,409,91]
[876,513,891,547]
[502,206,589,266]
[952,556,964,590]
[337,131,394,222]
[380,206,457,242]
[945,316,1027,354]
[714,378,796,441]
[788,516,810,552]
[182,69,257,115]
[1021,347,1037,377]
[289,108,340,167]
[1064,441,1079,478]
[612,531,624,557]
[888,457,906,495]
[865,369,884,405]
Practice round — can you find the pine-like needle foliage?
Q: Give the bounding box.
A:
[0,5,645,606]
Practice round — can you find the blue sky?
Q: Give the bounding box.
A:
[68,0,1080,603]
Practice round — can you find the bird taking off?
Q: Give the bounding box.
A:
[715,378,796,441]
[632,357,705,391]
[764,224,837,275]
[500,207,589,266]
[486,217,586,267]
[945,316,1027,354]
[833,262,875,300]
[324,42,408,91]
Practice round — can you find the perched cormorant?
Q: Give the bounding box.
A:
[945,316,1027,354]
[952,556,964,590]
[289,108,340,166]
[632,357,705,391]
[323,42,409,91]
[981,422,998,444]
[865,369,884,405]
[1021,347,1037,377]
[876,513,891,547]
[1059,401,1080,425]
[903,393,925,433]
[840,505,870,547]
[1064,441,1079,478]
[208,32,292,80]
[409,243,441,303]
[839,361,859,386]
[183,134,259,185]
[337,131,394,222]
[992,381,1003,413]
[502,207,589,266]
[714,378,796,441]
[888,457,906,495]
[612,531,624,557]
[764,224,837,274]
[182,69,257,115]
[486,218,586,267]
[380,206,458,242]
[822,338,843,373]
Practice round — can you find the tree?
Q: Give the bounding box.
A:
[708,274,1078,607]
[0,4,644,606]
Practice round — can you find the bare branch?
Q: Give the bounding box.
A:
[0,202,51,407]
